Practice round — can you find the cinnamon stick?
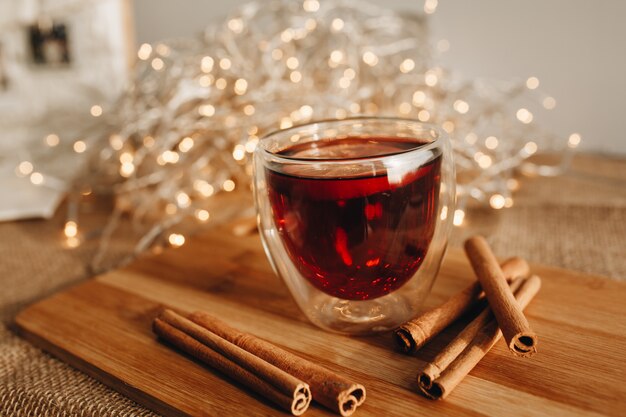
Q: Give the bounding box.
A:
[153,310,311,416]
[417,277,526,390]
[189,311,366,417]
[394,257,529,353]
[419,275,542,400]
[464,236,537,356]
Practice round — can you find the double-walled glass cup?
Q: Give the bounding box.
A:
[254,117,455,334]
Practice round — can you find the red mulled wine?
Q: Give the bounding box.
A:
[267,137,441,300]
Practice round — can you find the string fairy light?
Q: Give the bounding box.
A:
[11,0,580,268]
[168,233,185,247]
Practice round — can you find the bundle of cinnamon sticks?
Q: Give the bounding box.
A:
[395,235,541,400]
[153,309,365,416]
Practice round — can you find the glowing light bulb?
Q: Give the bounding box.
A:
[362,51,378,66]
[223,179,236,192]
[45,134,60,147]
[516,108,533,124]
[568,133,582,148]
[137,43,152,60]
[330,50,344,63]
[228,18,244,34]
[234,78,248,95]
[219,58,232,70]
[299,105,313,118]
[64,221,78,238]
[489,194,506,209]
[151,58,164,71]
[424,0,438,14]
[199,104,215,117]
[271,48,283,60]
[453,100,469,114]
[176,192,191,208]
[168,233,185,247]
[543,96,556,110]
[143,136,155,148]
[17,161,33,176]
[526,77,540,90]
[199,75,213,87]
[399,59,415,73]
[90,105,103,117]
[485,136,499,150]
[156,44,170,56]
[418,109,430,122]
[281,28,294,43]
[425,70,438,87]
[178,137,194,153]
[478,154,492,168]
[161,150,179,164]
[524,141,538,155]
[245,138,258,153]
[398,102,412,114]
[119,152,132,164]
[507,178,520,191]
[286,57,299,69]
[73,140,86,153]
[119,163,134,177]
[331,18,344,31]
[215,78,227,89]
[240,104,254,115]
[201,56,214,73]
[290,71,302,83]
[195,209,210,222]
[465,132,478,145]
[109,134,123,150]
[194,180,214,197]
[412,91,426,106]
[303,0,320,12]
[232,144,246,161]
[30,172,44,185]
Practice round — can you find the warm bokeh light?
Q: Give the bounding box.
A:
[90,105,103,117]
[168,233,185,247]
[526,76,540,90]
[489,194,506,209]
[223,179,236,192]
[45,134,60,147]
[73,140,87,153]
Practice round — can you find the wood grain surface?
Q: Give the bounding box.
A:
[15,223,626,417]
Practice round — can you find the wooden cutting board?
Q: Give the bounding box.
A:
[15,222,626,417]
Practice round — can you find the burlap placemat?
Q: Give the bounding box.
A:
[1,154,625,416]
[0,325,158,417]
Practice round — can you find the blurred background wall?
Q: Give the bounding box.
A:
[133,0,626,155]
